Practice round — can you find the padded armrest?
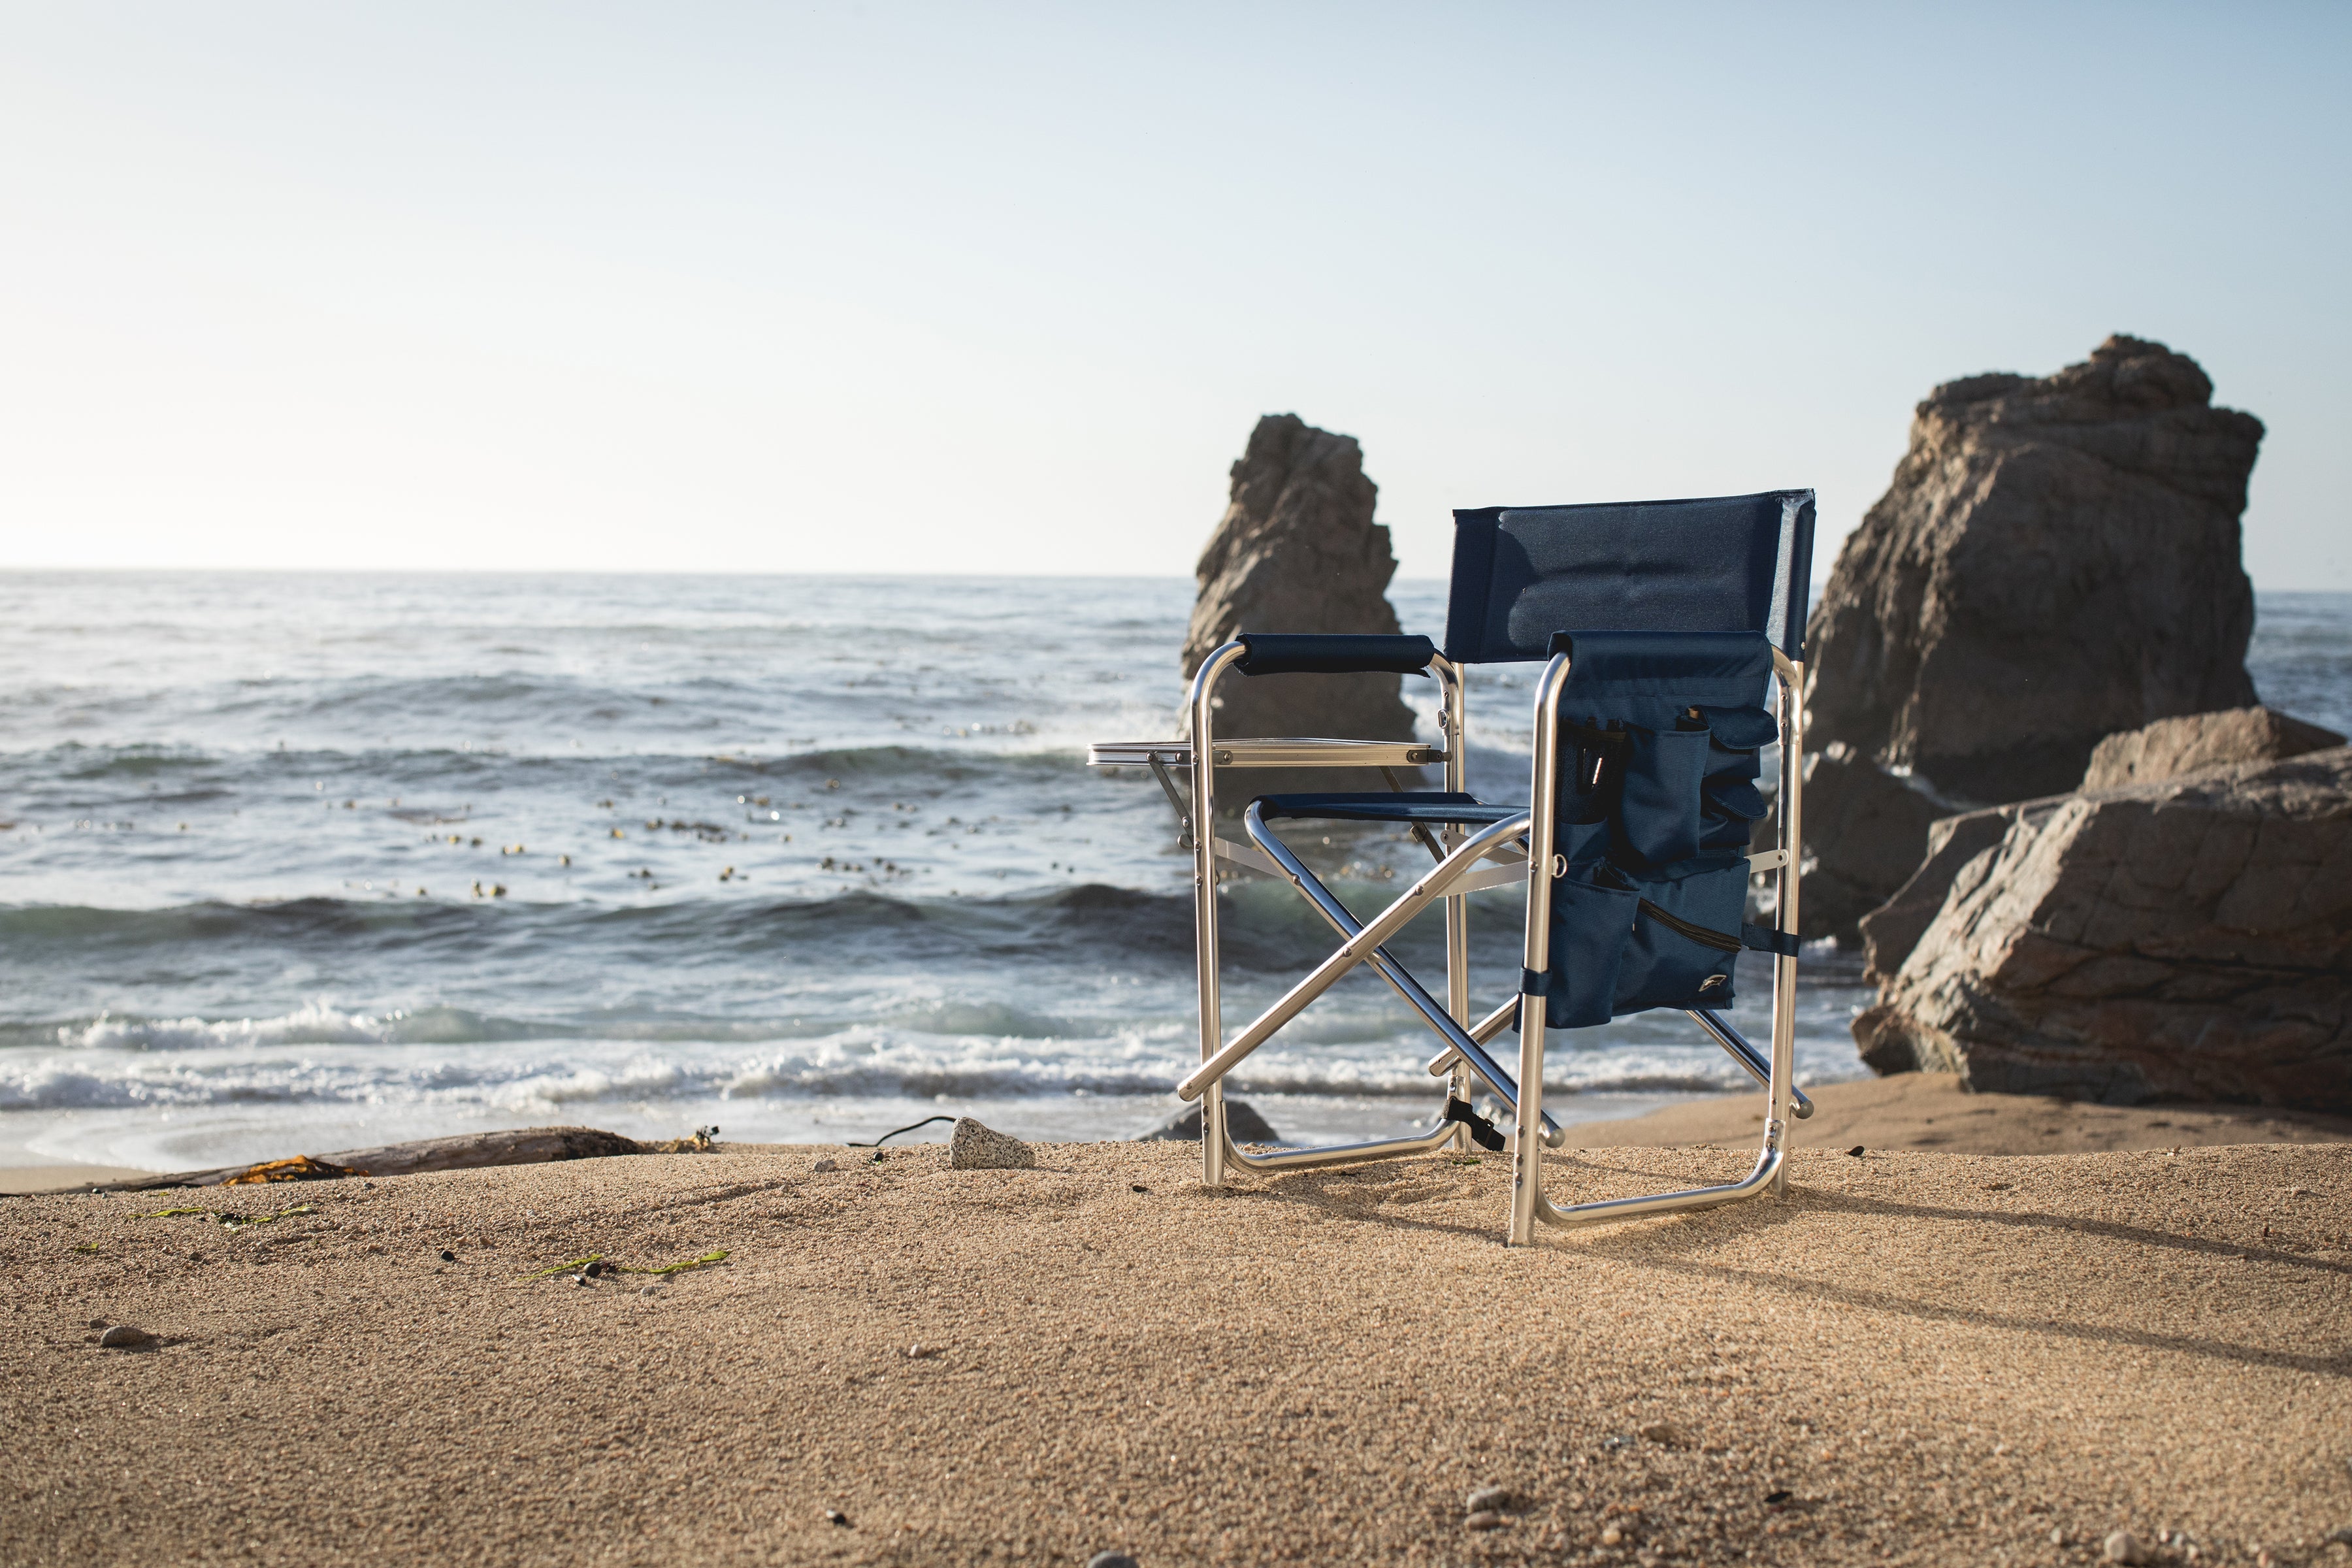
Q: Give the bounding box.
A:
[1235,633,1436,677]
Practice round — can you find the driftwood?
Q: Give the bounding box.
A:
[82,1126,647,1192]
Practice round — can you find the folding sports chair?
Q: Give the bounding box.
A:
[1089,491,1816,1241]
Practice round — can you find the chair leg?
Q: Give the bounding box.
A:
[1507,994,1546,1246]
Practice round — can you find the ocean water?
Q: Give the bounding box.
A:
[2,574,2344,1173]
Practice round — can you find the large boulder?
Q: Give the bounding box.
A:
[1804,335,2264,802]
[1856,705,2345,983]
[2081,705,2343,791]
[1181,414,1416,747]
[1852,747,2352,1111]
[1857,798,2065,984]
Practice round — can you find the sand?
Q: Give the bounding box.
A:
[5,1104,2349,1568]
[1575,1073,2352,1156]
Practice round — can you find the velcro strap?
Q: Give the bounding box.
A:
[1441,1096,1509,1152]
[1740,923,1803,958]
[1520,968,1554,996]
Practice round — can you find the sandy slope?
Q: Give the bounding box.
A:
[1573,1073,2352,1156]
[4,1135,2348,1568]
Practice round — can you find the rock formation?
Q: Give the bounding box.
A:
[1857,798,2064,985]
[1857,706,2346,981]
[2080,705,2343,791]
[1805,335,2264,803]
[1852,747,2352,1111]
[1182,414,1415,745]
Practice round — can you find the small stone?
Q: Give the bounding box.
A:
[1764,1490,1793,1507]
[906,1343,943,1359]
[2050,1527,2067,1546]
[440,1249,456,1262]
[87,1318,106,1330]
[570,1273,593,1288]
[97,1325,152,1348]
[1600,1526,1624,1546]
[638,1284,663,1298]
[824,1509,851,1528]
[1639,1422,1684,1446]
[1085,1555,1139,1568]
[1845,1145,1866,1158]
[2104,1530,2148,1565]
[2325,1526,2352,1546]
[1466,1485,1513,1514]
[1463,1511,1502,1531]
[948,1117,1036,1171]
[811,1158,838,1173]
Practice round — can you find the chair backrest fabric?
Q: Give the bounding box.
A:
[1443,491,1816,664]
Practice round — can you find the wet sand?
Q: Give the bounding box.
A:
[5,1129,2348,1567]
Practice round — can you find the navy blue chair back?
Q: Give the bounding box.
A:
[1443,491,1816,664]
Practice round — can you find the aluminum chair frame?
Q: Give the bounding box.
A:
[1089,491,1814,1241]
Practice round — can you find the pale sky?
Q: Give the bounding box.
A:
[3,3,2345,585]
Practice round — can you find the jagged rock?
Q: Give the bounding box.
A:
[1138,1098,1282,1145]
[947,1118,1037,1171]
[1858,798,2067,984]
[1756,742,1951,941]
[2081,706,2343,791]
[1852,747,2352,1110]
[1805,336,2264,802]
[1181,415,1416,766]
[1858,708,2346,981]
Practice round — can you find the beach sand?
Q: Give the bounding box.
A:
[4,1105,2349,1567]
[1575,1072,2352,1156]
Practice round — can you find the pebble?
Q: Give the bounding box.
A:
[97,1324,153,1348]
[824,1509,851,1528]
[1600,1526,1624,1546]
[811,1158,838,1173]
[2104,1530,2148,1563]
[638,1284,664,1298]
[440,1249,457,1262]
[1638,1421,1684,1446]
[1463,1511,1502,1531]
[949,1117,1037,1171]
[1845,1145,1866,1157]
[1085,1555,1139,1568]
[1466,1485,1512,1514]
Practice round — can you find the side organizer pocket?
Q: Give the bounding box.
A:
[1612,860,1752,1015]
[1616,726,1712,866]
[1697,703,1775,857]
[1543,869,1641,1030]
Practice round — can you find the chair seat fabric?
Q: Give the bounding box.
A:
[1252,792,1524,826]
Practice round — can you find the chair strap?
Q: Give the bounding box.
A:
[1442,1097,1508,1152]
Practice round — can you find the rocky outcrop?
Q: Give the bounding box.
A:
[1857,798,2065,984]
[2081,706,2343,791]
[1757,743,1950,941]
[1182,415,1414,745]
[1852,747,2352,1111]
[1859,707,2347,979]
[1805,335,2264,802]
